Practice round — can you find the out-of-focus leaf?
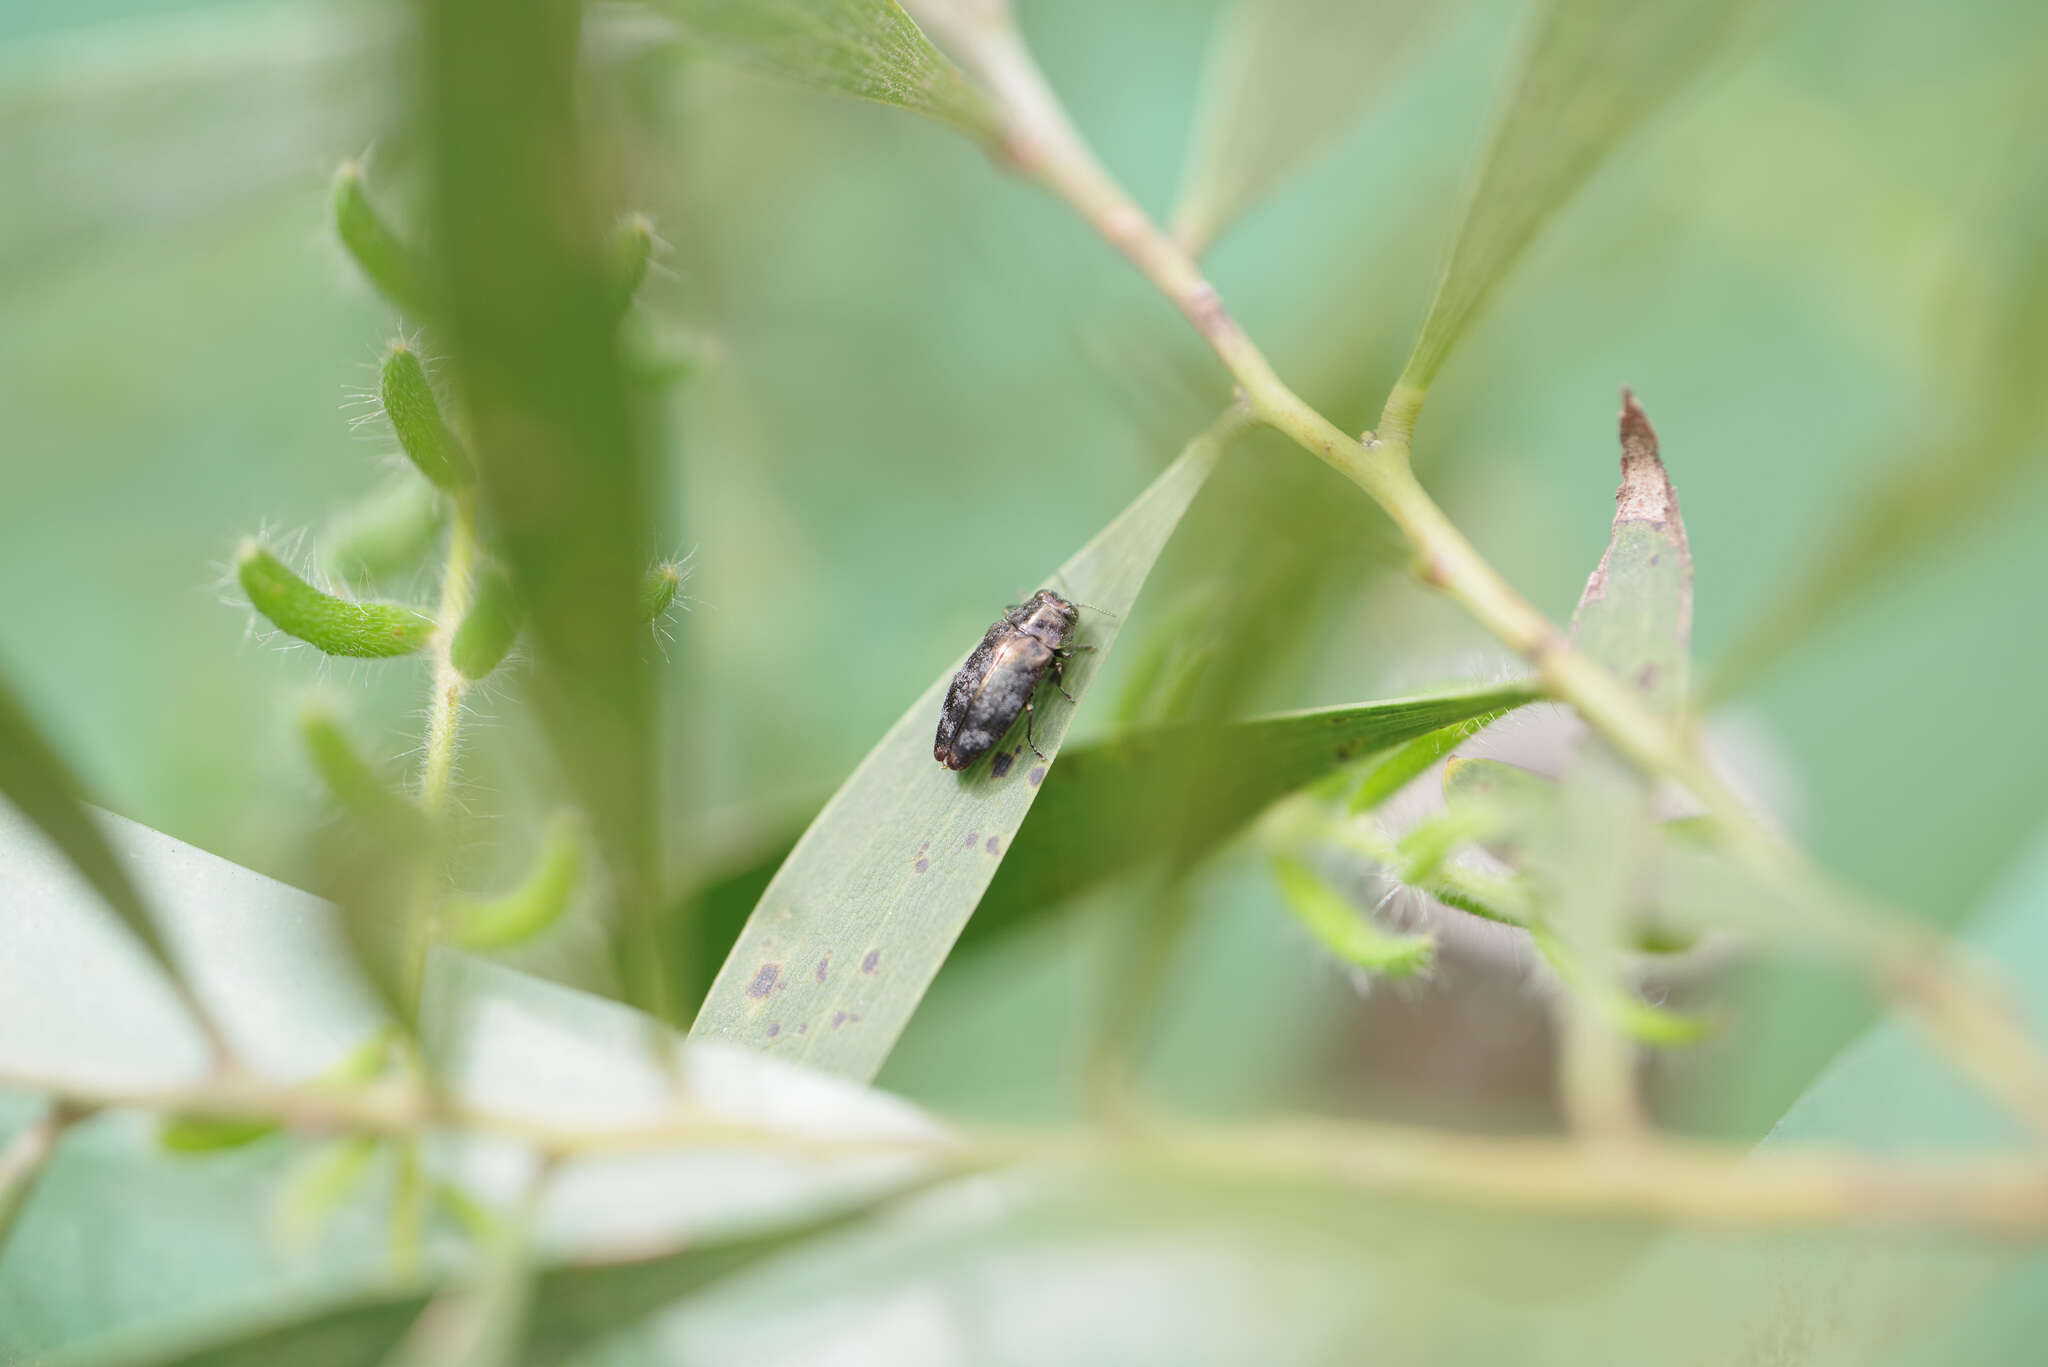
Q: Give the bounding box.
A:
[0,806,392,1356]
[689,416,1245,1081]
[661,0,999,143]
[1271,855,1433,977]
[1709,152,2048,700]
[427,0,670,1016]
[1387,0,1780,424]
[1570,392,1692,713]
[0,665,211,1042]
[1170,0,1438,256]
[964,682,1541,954]
[0,1,395,280]
[83,1180,934,1367]
[0,804,939,1358]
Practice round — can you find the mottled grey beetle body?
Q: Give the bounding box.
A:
[934,589,1080,771]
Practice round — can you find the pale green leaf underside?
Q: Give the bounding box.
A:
[1171,0,1435,255]
[689,419,1241,1080]
[662,0,998,141]
[1396,0,1776,399]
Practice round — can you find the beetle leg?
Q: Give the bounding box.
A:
[1047,657,1078,704]
[1021,699,1049,760]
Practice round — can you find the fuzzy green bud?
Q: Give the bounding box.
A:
[608,213,656,314]
[320,471,445,585]
[380,342,471,490]
[299,702,424,843]
[332,161,436,319]
[238,543,433,658]
[640,559,685,622]
[450,563,523,681]
[447,814,583,949]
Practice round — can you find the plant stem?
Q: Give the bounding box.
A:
[7,1060,2048,1235]
[0,1102,85,1259]
[404,491,481,1008]
[420,492,481,819]
[940,6,2048,1141]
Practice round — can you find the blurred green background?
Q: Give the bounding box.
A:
[4,0,2046,1134]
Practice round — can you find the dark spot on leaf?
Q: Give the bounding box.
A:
[832,1011,848,1029]
[964,830,979,848]
[796,1023,807,1034]
[815,956,829,983]
[1029,765,1046,786]
[862,950,880,974]
[915,858,929,874]
[985,835,1002,855]
[766,1022,780,1038]
[990,751,1015,778]
[1649,554,1661,566]
[746,963,779,998]
[1636,664,1660,690]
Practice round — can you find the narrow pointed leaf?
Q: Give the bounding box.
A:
[1170,0,1437,256]
[87,1185,932,1367]
[1570,391,1691,712]
[0,664,214,1038]
[1347,701,1525,814]
[663,0,999,143]
[963,680,1541,954]
[1388,0,1779,422]
[689,417,1244,1079]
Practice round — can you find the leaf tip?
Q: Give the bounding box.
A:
[1612,387,1679,528]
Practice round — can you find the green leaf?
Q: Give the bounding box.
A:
[688,415,1246,1080]
[1271,855,1434,978]
[661,0,999,143]
[1708,151,2048,701]
[428,0,669,1017]
[0,665,211,1042]
[1347,704,1524,814]
[334,161,437,321]
[446,816,583,951]
[319,472,446,587]
[1569,392,1691,713]
[380,341,472,491]
[966,681,1541,956]
[1386,0,1779,428]
[0,3,395,282]
[450,564,524,682]
[86,1183,931,1367]
[1170,0,1438,256]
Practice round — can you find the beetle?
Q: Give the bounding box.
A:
[933,588,1085,771]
